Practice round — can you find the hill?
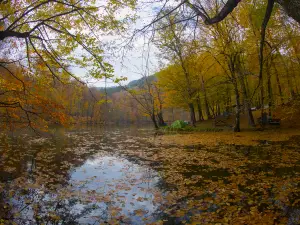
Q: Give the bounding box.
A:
[96,75,156,96]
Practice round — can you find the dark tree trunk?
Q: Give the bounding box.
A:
[209,103,216,118]
[202,76,211,119]
[151,114,159,129]
[178,52,196,126]
[238,73,255,127]
[217,103,221,116]
[236,55,255,127]
[189,0,300,26]
[280,51,295,99]
[256,95,261,109]
[273,63,284,104]
[196,94,204,121]
[267,60,273,117]
[286,69,295,99]
[290,62,299,94]
[155,85,165,126]
[157,111,165,126]
[189,103,197,127]
[233,82,241,132]
[226,85,231,113]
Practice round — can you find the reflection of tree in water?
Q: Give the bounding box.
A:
[1,187,101,224]
[4,128,300,224]
[0,130,162,224]
[0,134,104,224]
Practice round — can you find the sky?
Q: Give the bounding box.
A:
[0,0,174,88]
[73,1,165,88]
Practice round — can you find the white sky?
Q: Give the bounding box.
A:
[0,0,175,88]
[73,1,166,88]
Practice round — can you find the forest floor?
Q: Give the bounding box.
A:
[156,128,300,146]
[158,109,300,146]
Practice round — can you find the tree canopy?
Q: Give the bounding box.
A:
[0,0,136,130]
[1,0,300,131]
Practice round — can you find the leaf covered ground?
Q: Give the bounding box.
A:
[0,127,300,224]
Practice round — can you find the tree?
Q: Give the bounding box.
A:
[0,0,136,130]
[0,62,68,131]
[153,82,166,126]
[155,15,198,126]
[141,0,300,129]
[174,0,300,25]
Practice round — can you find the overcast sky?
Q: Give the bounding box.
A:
[73,1,166,88]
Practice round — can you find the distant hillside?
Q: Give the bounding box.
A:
[127,75,156,88]
[97,75,156,95]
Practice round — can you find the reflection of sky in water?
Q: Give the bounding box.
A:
[70,154,161,224]
[1,127,164,225]
[2,127,300,224]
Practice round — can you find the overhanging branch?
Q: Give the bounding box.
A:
[187,0,242,25]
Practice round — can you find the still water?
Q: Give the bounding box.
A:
[0,126,300,224]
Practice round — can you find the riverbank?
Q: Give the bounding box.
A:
[156,106,300,146]
[155,128,300,146]
[1,126,299,224]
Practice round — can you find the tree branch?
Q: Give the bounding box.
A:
[187,0,242,25]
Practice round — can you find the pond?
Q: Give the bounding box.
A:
[0,126,300,224]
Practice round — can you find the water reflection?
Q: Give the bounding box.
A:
[0,126,163,224]
[71,155,161,224]
[1,126,300,224]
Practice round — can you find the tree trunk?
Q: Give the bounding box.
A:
[286,69,295,99]
[155,85,165,126]
[209,103,216,118]
[290,62,299,94]
[189,103,197,126]
[280,52,295,99]
[157,111,165,126]
[188,0,300,26]
[233,82,241,132]
[226,85,231,113]
[217,103,221,116]
[151,114,159,129]
[202,76,211,119]
[238,73,255,127]
[196,94,204,121]
[260,82,265,128]
[267,60,273,117]
[258,0,274,128]
[178,53,196,126]
[273,63,284,104]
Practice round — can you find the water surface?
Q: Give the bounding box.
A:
[0,126,300,224]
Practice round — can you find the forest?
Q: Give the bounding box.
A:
[1,0,300,132]
[1,0,300,224]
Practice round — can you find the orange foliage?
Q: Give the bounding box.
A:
[0,64,69,131]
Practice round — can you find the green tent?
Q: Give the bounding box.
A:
[170,120,187,129]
